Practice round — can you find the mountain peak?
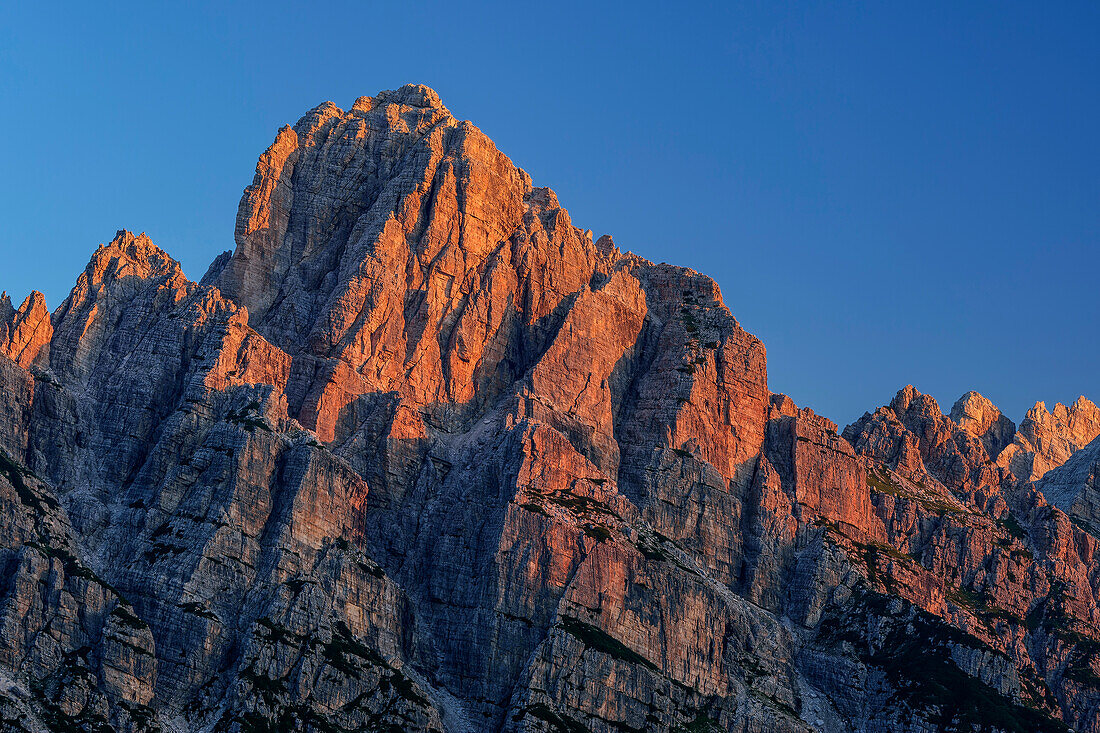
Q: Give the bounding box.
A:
[0,288,51,368]
[81,229,184,288]
[352,83,449,114]
[998,394,1100,483]
[209,82,612,420]
[890,383,940,416]
[949,390,1016,458]
[3,85,1100,733]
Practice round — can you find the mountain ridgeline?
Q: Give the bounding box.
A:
[1,85,1099,733]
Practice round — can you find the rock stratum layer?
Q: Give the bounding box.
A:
[1,85,1098,733]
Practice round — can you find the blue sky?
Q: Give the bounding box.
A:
[1,1,1096,427]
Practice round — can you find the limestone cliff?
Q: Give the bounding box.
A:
[998,398,1100,483]
[0,85,1097,733]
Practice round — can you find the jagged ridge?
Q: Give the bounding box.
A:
[0,85,1097,733]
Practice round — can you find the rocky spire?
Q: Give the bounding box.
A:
[949,390,1016,459]
[0,289,51,368]
[997,396,1100,482]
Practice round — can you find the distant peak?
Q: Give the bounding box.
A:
[1027,400,1050,419]
[20,290,47,313]
[0,286,51,369]
[79,230,185,290]
[349,84,450,117]
[107,229,155,250]
[291,86,453,145]
[895,384,919,402]
[1024,397,1099,425]
[950,390,1015,457]
[953,390,991,407]
[100,229,163,257]
[888,385,948,424]
[0,290,44,315]
[949,390,999,423]
[892,384,929,411]
[594,234,618,258]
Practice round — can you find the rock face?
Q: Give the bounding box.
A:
[1039,434,1100,531]
[950,391,1016,459]
[0,85,1098,733]
[0,290,51,368]
[998,398,1100,483]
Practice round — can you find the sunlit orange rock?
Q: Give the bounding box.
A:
[0,290,51,368]
[0,86,1097,732]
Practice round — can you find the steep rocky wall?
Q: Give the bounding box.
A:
[0,85,1097,733]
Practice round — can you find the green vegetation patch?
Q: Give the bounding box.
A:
[232,707,350,733]
[150,522,174,540]
[357,559,385,578]
[178,601,219,621]
[673,712,721,732]
[818,591,1071,732]
[0,449,57,513]
[866,467,905,497]
[30,369,61,387]
[680,307,700,334]
[545,489,620,519]
[117,701,157,728]
[557,615,658,671]
[28,648,125,732]
[1064,644,1100,687]
[284,578,311,594]
[24,541,118,592]
[380,668,428,708]
[516,703,590,733]
[143,541,185,564]
[518,501,550,517]
[944,584,1024,626]
[849,537,918,593]
[239,665,286,707]
[255,616,303,646]
[866,467,964,516]
[633,530,702,578]
[583,524,614,543]
[1030,582,1099,646]
[226,400,273,432]
[637,538,671,562]
[920,497,966,516]
[1069,516,1100,539]
[999,513,1028,540]
[110,603,149,630]
[321,620,387,674]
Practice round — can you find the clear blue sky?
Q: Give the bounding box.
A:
[1,1,1096,428]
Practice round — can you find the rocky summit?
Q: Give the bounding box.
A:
[1,84,1099,733]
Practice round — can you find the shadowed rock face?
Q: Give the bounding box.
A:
[0,85,1098,733]
[1040,435,1100,531]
